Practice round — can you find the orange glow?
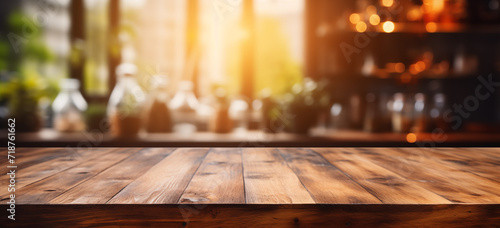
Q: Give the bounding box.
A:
[407,8,423,21]
[406,133,417,143]
[381,0,394,7]
[386,63,396,72]
[426,22,437,32]
[349,13,361,24]
[401,73,412,83]
[409,64,418,75]
[382,21,395,33]
[395,63,405,73]
[415,61,426,72]
[356,22,367,32]
[369,14,380,25]
[423,0,445,14]
[366,5,377,15]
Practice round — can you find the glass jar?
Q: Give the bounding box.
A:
[170,81,199,135]
[107,63,145,138]
[52,79,87,132]
[145,75,172,133]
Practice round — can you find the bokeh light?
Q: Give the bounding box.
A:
[356,21,367,32]
[382,21,395,33]
[369,14,380,25]
[349,13,361,24]
[426,22,437,33]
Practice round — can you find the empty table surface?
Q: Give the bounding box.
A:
[2,147,499,227]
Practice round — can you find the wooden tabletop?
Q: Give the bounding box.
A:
[2,147,499,227]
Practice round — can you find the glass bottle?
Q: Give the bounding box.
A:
[229,98,249,132]
[209,88,233,133]
[430,93,450,131]
[249,99,263,130]
[196,96,215,132]
[145,75,172,133]
[52,78,87,132]
[391,93,413,133]
[330,103,343,130]
[170,81,199,135]
[363,93,377,132]
[107,63,145,138]
[412,93,429,133]
[378,93,393,132]
[260,88,281,133]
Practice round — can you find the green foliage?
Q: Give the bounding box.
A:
[255,17,302,97]
[0,10,58,115]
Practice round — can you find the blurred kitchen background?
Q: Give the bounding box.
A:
[2,0,500,146]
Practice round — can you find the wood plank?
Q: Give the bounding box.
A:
[434,148,500,160]
[394,147,500,194]
[0,147,44,161]
[242,148,315,204]
[423,148,500,182]
[0,148,117,198]
[0,148,70,170]
[355,148,500,203]
[179,148,245,204]
[3,204,499,227]
[108,148,209,204]
[50,148,175,204]
[313,148,450,204]
[0,148,116,188]
[277,148,381,204]
[464,148,500,160]
[2,148,140,204]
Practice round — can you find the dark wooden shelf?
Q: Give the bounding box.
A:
[337,23,500,34]
[324,73,500,81]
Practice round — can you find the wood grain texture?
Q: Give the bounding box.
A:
[313,148,451,204]
[430,148,500,182]
[3,148,140,204]
[0,148,65,169]
[0,148,118,202]
[50,148,175,204]
[394,148,500,198]
[3,147,500,227]
[355,148,500,203]
[108,148,209,204]
[2,204,499,228]
[242,148,315,204]
[4,147,500,207]
[179,148,245,204]
[1,148,116,188]
[277,148,381,204]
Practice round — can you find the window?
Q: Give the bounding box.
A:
[82,0,305,99]
[120,0,186,91]
[254,0,304,96]
[84,0,109,96]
